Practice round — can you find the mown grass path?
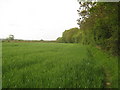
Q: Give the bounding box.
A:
[2,42,118,88]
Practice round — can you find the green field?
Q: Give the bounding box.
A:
[2,42,118,88]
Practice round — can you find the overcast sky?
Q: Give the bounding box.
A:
[0,0,79,40]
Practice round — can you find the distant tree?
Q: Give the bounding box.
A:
[56,37,63,43]
[40,39,44,41]
[7,35,14,40]
[62,28,80,43]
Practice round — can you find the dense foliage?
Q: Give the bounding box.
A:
[57,28,82,43]
[57,2,119,55]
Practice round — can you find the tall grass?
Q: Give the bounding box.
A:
[2,42,118,88]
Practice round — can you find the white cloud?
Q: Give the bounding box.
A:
[0,0,79,40]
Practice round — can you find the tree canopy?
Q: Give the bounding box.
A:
[57,1,119,55]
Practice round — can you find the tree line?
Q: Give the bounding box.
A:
[57,1,119,56]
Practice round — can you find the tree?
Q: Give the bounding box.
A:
[56,37,63,43]
[77,1,119,55]
[62,28,80,43]
[7,35,14,40]
[77,0,96,27]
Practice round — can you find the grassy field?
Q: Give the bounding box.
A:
[2,42,118,88]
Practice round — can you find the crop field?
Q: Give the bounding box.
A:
[2,42,118,88]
